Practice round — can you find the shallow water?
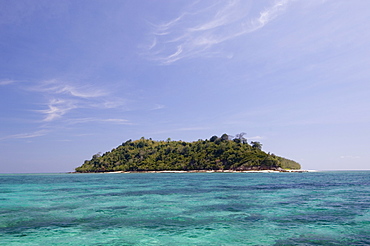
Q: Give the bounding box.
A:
[1,172,370,245]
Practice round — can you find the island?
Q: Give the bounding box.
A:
[75,133,301,173]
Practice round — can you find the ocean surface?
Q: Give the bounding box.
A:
[1,172,370,245]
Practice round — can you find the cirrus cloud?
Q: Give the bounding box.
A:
[145,0,293,64]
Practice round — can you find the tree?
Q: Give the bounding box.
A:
[210,135,218,142]
[220,133,229,141]
[251,141,262,150]
[233,138,241,144]
[235,132,247,144]
[92,152,102,159]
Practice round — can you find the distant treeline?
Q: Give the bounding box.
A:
[75,133,301,172]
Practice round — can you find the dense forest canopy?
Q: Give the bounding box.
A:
[75,134,301,172]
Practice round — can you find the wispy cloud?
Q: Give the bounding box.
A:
[25,79,127,123]
[30,79,107,98]
[148,126,212,136]
[145,0,293,64]
[0,79,17,86]
[1,78,134,141]
[177,127,211,131]
[104,118,132,124]
[254,0,290,27]
[151,104,165,110]
[249,135,264,141]
[340,155,360,159]
[65,117,132,125]
[0,130,48,141]
[38,99,76,122]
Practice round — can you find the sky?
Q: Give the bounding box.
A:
[1,0,370,173]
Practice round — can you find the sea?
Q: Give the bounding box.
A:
[1,171,370,245]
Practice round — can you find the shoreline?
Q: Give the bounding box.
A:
[71,169,314,174]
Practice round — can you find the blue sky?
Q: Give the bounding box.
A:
[1,0,370,173]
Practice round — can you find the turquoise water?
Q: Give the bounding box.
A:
[1,172,370,245]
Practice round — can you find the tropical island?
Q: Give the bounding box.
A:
[75,133,301,173]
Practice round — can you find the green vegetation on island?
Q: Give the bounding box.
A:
[75,133,301,172]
